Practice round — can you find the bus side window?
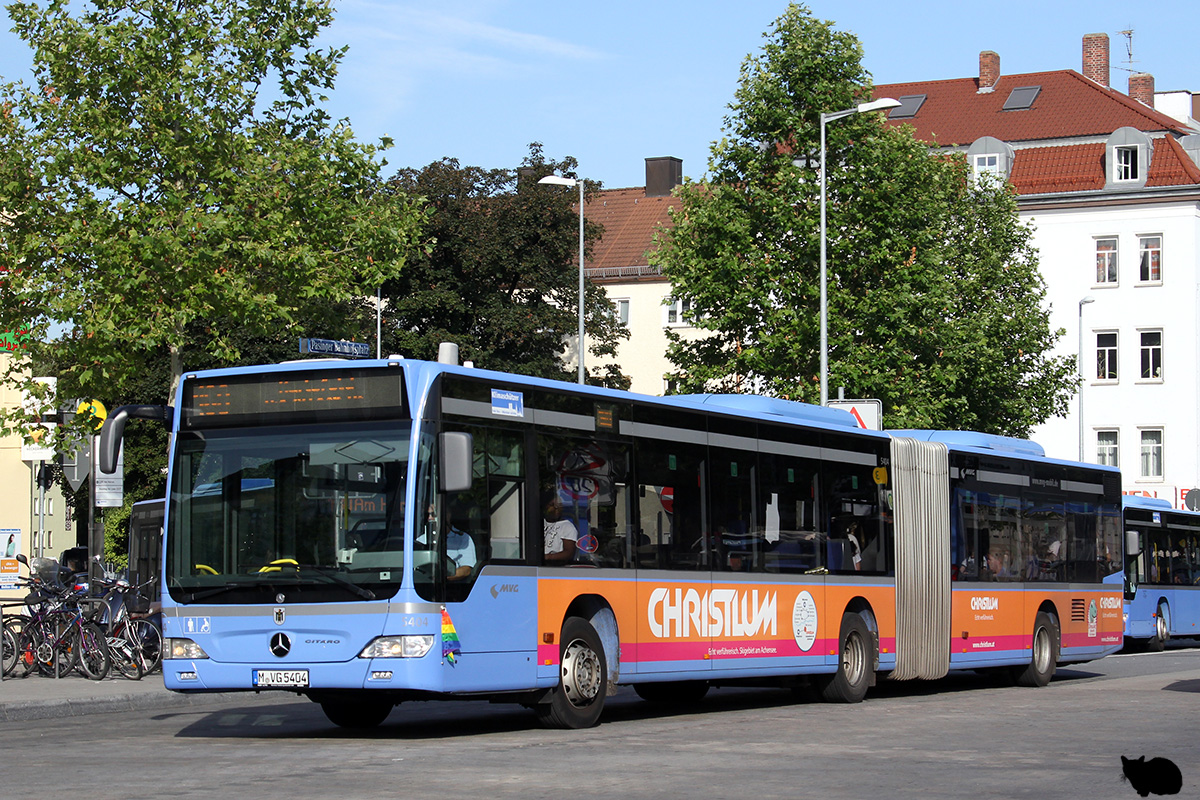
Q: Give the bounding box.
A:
[436,425,527,601]
[633,438,705,571]
[538,433,631,569]
[822,461,884,573]
[760,452,822,574]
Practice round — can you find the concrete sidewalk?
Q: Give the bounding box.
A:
[0,671,274,722]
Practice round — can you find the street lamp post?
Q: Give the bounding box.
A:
[538,174,587,384]
[818,97,901,406]
[1078,295,1095,461]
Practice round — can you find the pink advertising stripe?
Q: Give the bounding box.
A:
[954,634,1027,653]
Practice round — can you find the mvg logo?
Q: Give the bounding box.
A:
[490,583,519,599]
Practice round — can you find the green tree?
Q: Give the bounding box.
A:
[0,0,425,432]
[384,144,628,387]
[651,3,1074,437]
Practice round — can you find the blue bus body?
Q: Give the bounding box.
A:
[1123,495,1200,648]
[97,355,1125,729]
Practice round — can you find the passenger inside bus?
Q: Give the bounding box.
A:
[543,490,578,564]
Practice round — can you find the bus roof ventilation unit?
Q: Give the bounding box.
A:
[681,394,862,429]
[889,429,1045,457]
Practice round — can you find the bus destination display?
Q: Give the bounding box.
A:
[183,370,404,428]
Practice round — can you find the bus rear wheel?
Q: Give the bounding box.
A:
[1012,611,1059,687]
[536,616,607,729]
[814,612,873,703]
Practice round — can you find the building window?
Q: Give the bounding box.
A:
[1140,429,1163,479]
[1139,330,1163,380]
[612,298,630,325]
[1096,331,1118,381]
[1095,238,1118,284]
[664,297,693,327]
[973,153,1000,185]
[1096,430,1119,467]
[1138,236,1162,282]
[1115,146,1139,181]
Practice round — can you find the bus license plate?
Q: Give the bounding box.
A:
[253,669,309,687]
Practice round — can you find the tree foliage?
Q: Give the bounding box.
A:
[0,0,426,431]
[384,143,628,387]
[651,3,1075,437]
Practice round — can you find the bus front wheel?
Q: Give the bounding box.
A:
[1147,604,1169,652]
[1012,611,1059,687]
[815,612,873,703]
[536,616,607,729]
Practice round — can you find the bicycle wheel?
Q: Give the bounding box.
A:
[31,619,77,678]
[130,618,163,675]
[2,623,16,676]
[11,623,39,678]
[110,624,143,680]
[77,622,111,681]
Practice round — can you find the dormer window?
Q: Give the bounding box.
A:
[1114,145,1139,181]
[974,153,1001,184]
[1106,127,1151,188]
[966,136,1014,187]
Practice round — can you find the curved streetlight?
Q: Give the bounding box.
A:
[1078,295,1095,460]
[538,174,587,384]
[819,96,902,406]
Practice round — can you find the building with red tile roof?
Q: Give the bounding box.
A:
[871,33,1200,505]
[591,33,1200,506]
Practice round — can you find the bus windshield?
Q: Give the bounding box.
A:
[166,422,410,604]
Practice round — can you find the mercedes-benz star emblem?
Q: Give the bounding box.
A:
[270,632,291,658]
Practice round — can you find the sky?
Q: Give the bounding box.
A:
[0,0,1196,190]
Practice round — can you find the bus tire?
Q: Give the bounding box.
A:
[1013,611,1059,687]
[320,697,394,729]
[815,612,872,703]
[536,616,607,729]
[1147,604,1168,652]
[633,680,709,705]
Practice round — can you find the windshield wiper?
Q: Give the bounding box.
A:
[183,567,375,603]
[185,583,245,603]
[288,565,376,600]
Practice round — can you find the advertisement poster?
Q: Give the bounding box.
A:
[1,528,21,589]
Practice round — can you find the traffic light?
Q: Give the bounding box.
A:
[36,463,54,490]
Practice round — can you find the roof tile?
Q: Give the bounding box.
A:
[584,188,677,272]
[874,70,1190,146]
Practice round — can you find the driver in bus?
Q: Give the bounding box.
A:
[422,502,477,581]
[543,490,578,564]
[445,503,478,581]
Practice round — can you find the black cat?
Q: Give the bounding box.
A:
[1121,755,1183,797]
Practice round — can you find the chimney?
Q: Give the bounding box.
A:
[1082,33,1110,87]
[1129,73,1155,106]
[645,156,682,198]
[978,51,1000,92]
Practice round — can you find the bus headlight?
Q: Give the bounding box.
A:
[165,638,210,660]
[359,635,435,659]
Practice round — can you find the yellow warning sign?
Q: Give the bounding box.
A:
[77,399,108,431]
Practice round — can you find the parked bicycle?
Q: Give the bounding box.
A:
[4,555,110,680]
[91,564,163,680]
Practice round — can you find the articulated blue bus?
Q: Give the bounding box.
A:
[1123,495,1200,649]
[98,354,1124,729]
